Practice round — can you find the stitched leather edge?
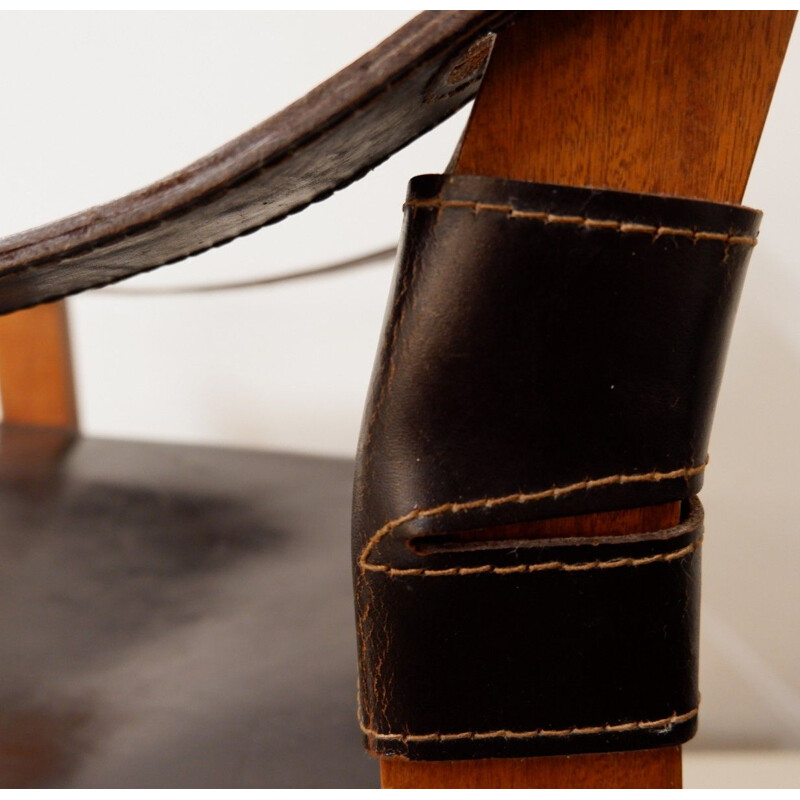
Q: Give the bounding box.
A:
[366,537,702,578]
[359,461,706,573]
[360,707,698,743]
[404,199,759,246]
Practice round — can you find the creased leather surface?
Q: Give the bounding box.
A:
[352,173,761,759]
[0,12,514,315]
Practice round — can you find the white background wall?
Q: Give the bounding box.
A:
[1,12,799,751]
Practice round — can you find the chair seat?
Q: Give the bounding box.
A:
[0,425,375,788]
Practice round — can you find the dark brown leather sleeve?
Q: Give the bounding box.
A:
[352,173,761,760]
[0,11,513,315]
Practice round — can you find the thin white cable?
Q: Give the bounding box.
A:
[93,246,397,296]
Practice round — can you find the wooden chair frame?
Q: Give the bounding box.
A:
[0,11,795,789]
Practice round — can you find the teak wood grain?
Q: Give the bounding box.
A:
[382,9,795,789]
[456,10,796,205]
[382,743,682,790]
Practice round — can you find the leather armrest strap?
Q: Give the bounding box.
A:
[353,173,761,760]
[0,12,513,315]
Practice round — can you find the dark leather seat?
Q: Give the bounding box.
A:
[0,425,376,787]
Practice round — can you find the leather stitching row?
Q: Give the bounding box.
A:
[358,461,706,575]
[367,538,701,578]
[360,707,698,743]
[404,198,758,246]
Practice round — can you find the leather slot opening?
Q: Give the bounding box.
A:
[409,500,688,555]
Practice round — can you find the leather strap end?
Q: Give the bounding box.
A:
[359,500,703,761]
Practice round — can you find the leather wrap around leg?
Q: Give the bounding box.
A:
[352,174,760,760]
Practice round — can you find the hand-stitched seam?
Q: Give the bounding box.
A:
[360,707,698,743]
[371,537,702,578]
[403,198,758,247]
[358,461,706,574]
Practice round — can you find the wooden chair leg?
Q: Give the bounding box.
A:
[0,302,77,430]
[381,10,795,789]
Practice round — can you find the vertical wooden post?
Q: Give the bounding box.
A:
[454,11,796,205]
[381,10,795,789]
[0,302,78,430]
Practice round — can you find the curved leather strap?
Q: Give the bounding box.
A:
[353,173,761,760]
[354,174,760,545]
[0,11,514,315]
